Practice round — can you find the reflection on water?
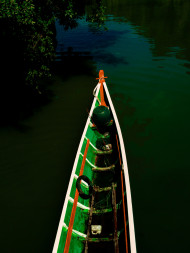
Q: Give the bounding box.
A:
[56,18,129,65]
[105,0,190,62]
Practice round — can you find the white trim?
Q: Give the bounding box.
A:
[63,223,87,238]
[52,84,100,253]
[84,136,98,150]
[79,153,96,168]
[68,196,90,210]
[103,82,137,253]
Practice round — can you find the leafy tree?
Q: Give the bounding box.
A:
[0,0,106,92]
[86,0,106,27]
[0,0,55,92]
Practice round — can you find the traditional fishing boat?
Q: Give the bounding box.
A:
[52,70,137,253]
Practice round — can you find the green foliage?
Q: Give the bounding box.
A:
[0,0,35,24]
[0,0,106,91]
[86,0,107,28]
[0,0,55,91]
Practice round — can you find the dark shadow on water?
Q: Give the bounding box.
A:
[0,16,98,130]
[112,92,153,176]
[56,48,128,68]
[56,17,130,65]
[0,24,52,129]
[54,54,96,81]
[0,76,53,130]
[0,47,97,131]
[94,51,128,65]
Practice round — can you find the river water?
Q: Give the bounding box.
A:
[0,0,190,252]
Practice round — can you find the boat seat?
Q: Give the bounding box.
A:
[93,183,117,193]
[92,164,115,172]
[93,149,113,155]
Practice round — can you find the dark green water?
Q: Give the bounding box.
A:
[1,0,190,252]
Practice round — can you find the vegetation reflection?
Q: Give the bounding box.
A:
[105,0,190,62]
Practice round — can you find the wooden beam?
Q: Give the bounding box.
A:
[88,237,113,242]
[94,183,117,193]
[92,164,115,172]
[112,183,119,253]
[84,189,95,253]
[93,149,113,155]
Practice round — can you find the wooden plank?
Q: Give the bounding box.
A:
[93,149,113,155]
[88,237,113,242]
[94,183,117,192]
[92,164,115,172]
[84,189,96,253]
[92,207,113,214]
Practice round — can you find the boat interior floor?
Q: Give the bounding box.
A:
[84,126,128,253]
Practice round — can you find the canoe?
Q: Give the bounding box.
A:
[52,70,137,253]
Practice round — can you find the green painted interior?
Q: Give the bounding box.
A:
[57,89,102,252]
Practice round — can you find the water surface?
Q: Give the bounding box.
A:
[1,1,190,252]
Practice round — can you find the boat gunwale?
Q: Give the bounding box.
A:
[103,82,137,253]
[52,83,101,253]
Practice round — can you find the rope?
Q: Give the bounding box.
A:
[96,76,108,82]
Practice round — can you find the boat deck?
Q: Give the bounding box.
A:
[83,125,130,253]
